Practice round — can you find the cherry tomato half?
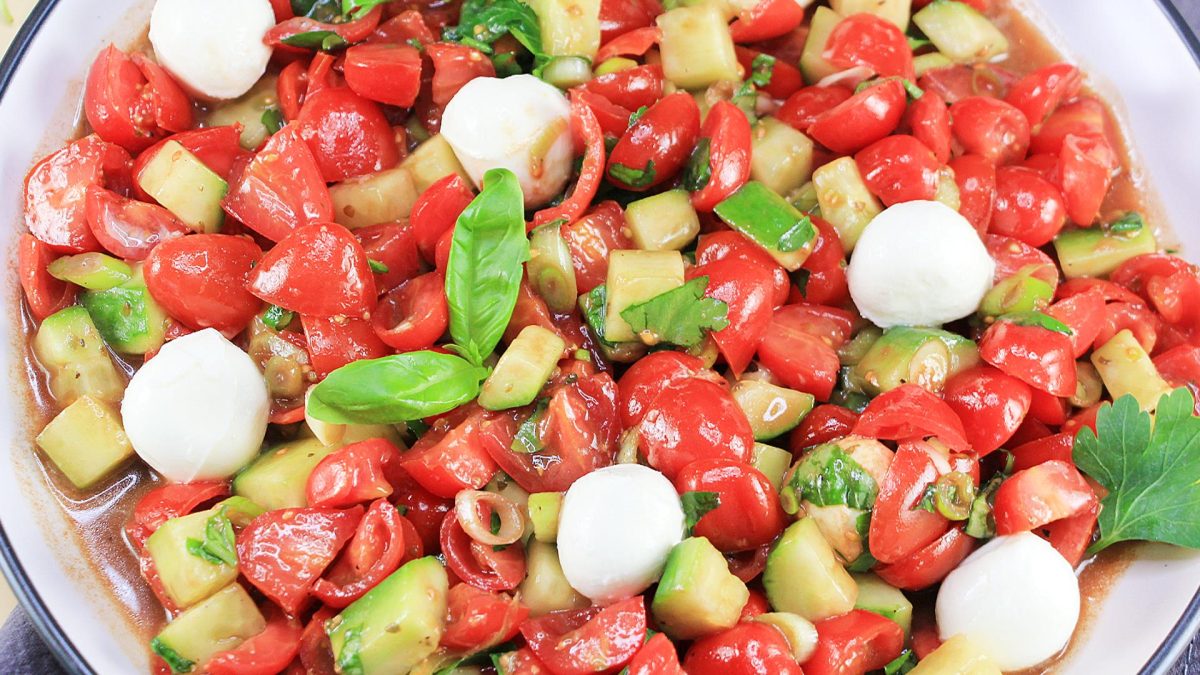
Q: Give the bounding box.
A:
[640,378,754,480]
[607,91,700,191]
[674,458,786,552]
[247,222,377,317]
[809,79,907,154]
[144,234,264,336]
[942,366,1033,456]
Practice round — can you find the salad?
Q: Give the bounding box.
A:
[15,0,1200,673]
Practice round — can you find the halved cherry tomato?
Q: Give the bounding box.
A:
[599,0,662,43]
[1155,345,1200,412]
[577,89,635,138]
[84,45,193,154]
[690,101,752,212]
[1011,432,1074,472]
[440,510,526,591]
[735,47,804,100]
[25,135,133,253]
[311,498,410,607]
[985,233,1058,286]
[689,259,775,375]
[824,14,914,80]
[302,314,389,377]
[675,458,786,552]
[125,481,228,550]
[562,201,632,294]
[401,410,499,498]
[356,223,422,293]
[371,272,448,352]
[495,647,552,675]
[951,96,1030,165]
[532,91,605,228]
[778,85,854,133]
[798,216,850,306]
[595,26,660,64]
[426,42,496,107]
[206,611,303,675]
[684,621,802,675]
[869,441,950,564]
[789,404,860,457]
[942,366,1032,456]
[521,598,647,675]
[730,0,805,43]
[919,63,1015,105]
[441,584,529,652]
[344,43,423,108]
[1058,133,1117,226]
[854,385,971,453]
[144,234,263,335]
[1093,301,1161,352]
[1030,96,1113,155]
[855,134,941,206]
[993,460,1096,535]
[134,127,248,190]
[979,319,1076,397]
[808,79,907,154]
[369,10,437,45]
[17,234,77,321]
[628,632,684,675]
[248,222,377,317]
[990,167,1068,247]
[949,154,996,236]
[740,590,771,621]
[581,64,665,112]
[1005,63,1082,130]
[876,526,977,590]
[697,231,789,308]
[640,378,754,480]
[307,439,400,509]
[908,90,951,163]
[385,467,452,553]
[297,606,337,675]
[756,306,847,401]
[1045,499,1099,567]
[237,505,363,615]
[807,610,906,675]
[607,91,700,191]
[411,174,475,263]
[617,351,715,427]
[84,186,189,261]
[223,126,333,242]
[297,87,399,182]
[266,7,384,50]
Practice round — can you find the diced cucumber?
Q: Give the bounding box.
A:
[47,252,131,290]
[595,57,637,76]
[913,0,1009,64]
[152,584,266,673]
[752,442,793,491]
[1091,329,1172,412]
[714,182,816,270]
[528,223,579,313]
[850,327,954,395]
[33,306,125,406]
[733,380,815,440]
[800,7,844,83]
[943,332,981,376]
[839,327,883,367]
[830,0,911,29]
[137,141,227,233]
[753,613,819,663]
[852,573,913,635]
[978,265,1055,318]
[80,266,169,355]
[146,509,239,609]
[625,190,700,251]
[751,118,816,197]
[813,156,882,252]
[328,557,449,675]
[790,181,820,214]
[35,396,132,489]
[1053,221,1157,279]
[519,540,590,616]
[541,56,595,89]
[303,388,403,448]
[909,634,1002,674]
[401,135,470,194]
[530,0,601,59]
[233,439,339,510]
[330,167,419,229]
[604,250,685,342]
[763,518,858,621]
[479,326,566,411]
[652,537,749,639]
[914,52,954,77]
[527,492,563,543]
[657,5,739,90]
[205,76,280,150]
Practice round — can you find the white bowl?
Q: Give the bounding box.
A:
[0,0,1198,673]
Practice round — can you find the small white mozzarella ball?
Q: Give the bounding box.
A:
[441,75,574,208]
[936,532,1080,671]
[150,0,275,100]
[557,464,685,604]
[122,329,269,482]
[847,200,994,328]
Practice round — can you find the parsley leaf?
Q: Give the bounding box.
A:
[151,638,195,674]
[609,161,657,189]
[750,53,776,87]
[281,30,350,51]
[1000,311,1074,335]
[1074,388,1200,555]
[683,138,713,193]
[185,508,237,567]
[620,277,729,348]
[681,491,720,535]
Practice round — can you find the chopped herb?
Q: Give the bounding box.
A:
[609,161,657,189]
[406,38,425,51]
[341,0,391,18]
[900,78,925,99]
[151,638,195,674]
[442,0,548,73]
[511,398,549,454]
[620,277,730,348]
[368,259,389,274]
[1109,212,1145,234]
[185,508,237,567]
[292,0,342,22]
[492,51,522,77]
[907,36,932,49]
[731,81,759,121]
[581,284,615,346]
[261,107,285,136]
[885,649,918,675]
[792,268,811,299]
[629,105,650,127]
[683,137,713,193]
[782,444,878,514]
[965,471,1005,539]
[1000,311,1074,335]
[750,53,776,88]
[262,304,294,331]
[681,491,720,535]
[281,30,350,51]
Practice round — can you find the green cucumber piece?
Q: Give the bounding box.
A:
[79,266,168,355]
[233,439,339,510]
[519,540,590,616]
[1053,219,1157,279]
[153,584,265,673]
[33,306,125,406]
[751,442,793,491]
[625,190,701,252]
[732,380,814,440]
[205,76,279,150]
[527,492,563,543]
[137,140,228,233]
[604,250,685,343]
[800,7,843,83]
[850,326,953,395]
[714,181,816,271]
[46,252,132,290]
[764,518,858,621]
[978,265,1055,318]
[652,536,748,639]
[913,0,1008,64]
[479,325,567,411]
[852,573,913,635]
[145,510,239,609]
[35,395,133,489]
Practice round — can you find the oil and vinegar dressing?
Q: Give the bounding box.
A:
[12,0,1167,671]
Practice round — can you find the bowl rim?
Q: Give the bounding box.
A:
[0,1,1199,673]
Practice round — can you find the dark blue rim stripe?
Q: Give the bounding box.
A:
[0,1,1197,674]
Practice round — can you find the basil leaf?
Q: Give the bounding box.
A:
[292,0,342,21]
[580,284,616,347]
[342,0,390,18]
[446,168,530,366]
[281,30,350,51]
[262,304,294,331]
[620,277,729,348]
[681,491,720,535]
[368,259,389,274]
[443,0,546,68]
[609,161,657,189]
[714,181,816,253]
[885,649,917,675]
[628,105,649,126]
[308,352,489,424]
[261,107,284,136]
[511,398,549,454]
[683,138,713,193]
[1000,310,1074,335]
[750,53,775,87]
[151,638,195,674]
[782,444,878,513]
[185,507,237,567]
[1109,211,1145,234]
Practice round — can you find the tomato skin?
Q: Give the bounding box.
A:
[993,460,1097,535]
[640,378,754,481]
[808,79,907,154]
[311,498,413,607]
[607,91,700,191]
[1005,63,1082,130]
[401,410,499,498]
[356,223,421,292]
[562,201,632,294]
[125,481,229,551]
[306,439,400,509]
[739,590,771,621]
[1011,431,1074,472]
[344,43,423,108]
[581,64,665,112]
[385,467,452,553]
[223,126,333,243]
[302,314,390,377]
[985,234,1058,286]
[1155,345,1200,411]
[798,216,850,307]
[756,306,846,401]
[690,259,776,375]
[907,90,952,163]
[855,135,941,206]
[684,622,803,675]
[440,511,527,592]
[596,26,661,64]
[84,45,193,154]
[853,385,971,453]
[735,47,804,100]
[441,584,529,652]
[807,610,906,675]
[297,87,399,183]
[237,506,363,615]
[1045,499,1099,567]
[206,612,303,675]
[410,175,474,263]
[628,632,684,675]
[25,135,133,254]
[697,231,789,308]
[730,0,805,43]
[1057,133,1117,226]
[823,13,914,80]
[247,222,377,317]
[979,320,1077,397]
[675,459,786,552]
[949,154,997,236]
[1030,96,1112,155]
[869,441,950,564]
[520,597,646,675]
[368,272,446,352]
[599,0,662,43]
[17,234,77,321]
[989,167,1068,247]
[942,366,1032,456]
[84,186,189,261]
[790,404,860,457]
[691,101,752,212]
[778,86,854,133]
[876,526,977,591]
[617,351,713,427]
[531,91,606,228]
[144,234,264,335]
[951,96,1031,165]
[427,42,496,108]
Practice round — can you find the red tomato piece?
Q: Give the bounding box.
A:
[576,89,635,138]
[385,467,452,553]
[356,223,421,292]
[855,135,941,206]
[1005,63,1082,130]
[25,135,133,254]
[266,7,383,50]
[206,612,303,675]
[297,87,399,183]
[495,647,552,675]
[247,222,377,317]
[990,167,1068,247]
[756,306,848,401]
[617,351,714,427]
[697,230,789,307]
[84,45,193,154]
[908,90,952,163]
[562,201,632,294]
[17,234,77,321]
[1010,432,1074,472]
[368,10,436,45]
[426,42,496,107]
[919,63,1015,105]
[223,126,333,242]
[521,597,647,675]
[735,47,804,100]
[627,632,684,675]
[1044,499,1098,567]
[581,64,665,112]
[302,314,390,377]
[410,174,474,263]
[441,584,529,653]
[607,91,700,191]
[125,481,228,550]
[1155,345,1200,411]
[690,101,752,212]
[144,234,263,335]
[979,319,1077,397]
[853,385,971,453]
[532,91,606,228]
[684,621,802,675]
[740,589,771,621]
[808,79,907,154]
[401,410,499,498]
[84,186,189,261]
[951,96,1031,165]
[134,127,248,188]
[789,404,860,457]
[1030,96,1113,155]
[675,458,786,552]
[869,441,950,564]
[640,378,754,480]
[690,259,776,375]
[237,506,363,615]
[824,13,914,80]
[942,366,1032,456]
[440,511,526,591]
[311,498,412,607]
[778,85,854,133]
[984,233,1058,286]
[599,0,662,43]
[344,43,423,108]
[595,26,660,64]
[876,526,977,591]
[993,460,1097,535]
[307,439,399,509]
[371,272,448,352]
[730,0,805,43]
[1057,133,1117,225]
[798,217,850,306]
[807,610,906,675]
[950,154,997,236]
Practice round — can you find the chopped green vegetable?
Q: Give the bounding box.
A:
[336,626,366,675]
[783,444,878,514]
[580,284,614,346]
[681,491,720,536]
[511,398,550,454]
[185,508,237,567]
[292,0,341,21]
[261,107,284,136]
[750,53,776,87]
[262,304,294,331]
[367,259,389,274]
[629,105,649,126]
[281,30,350,51]
[1108,211,1145,233]
[884,649,917,675]
[965,470,1004,540]
[342,0,392,18]
[715,182,816,253]
[683,138,713,193]
[307,352,489,424]
[1074,388,1200,554]
[609,161,657,189]
[999,311,1073,335]
[151,637,195,674]
[620,276,729,348]
[443,0,547,71]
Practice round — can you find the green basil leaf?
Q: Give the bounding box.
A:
[261,107,284,136]
[620,277,729,348]
[308,352,489,424]
[580,284,616,347]
[443,0,546,69]
[292,0,342,21]
[1109,211,1145,234]
[628,105,649,126]
[367,259,389,274]
[446,168,530,366]
[681,491,720,535]
[609,161,657,189]
[281,30,350,51]
[683,137,713,193]
[151,637,195,674]
[341,0,390,18]
[511,398,549,454]
[783,444,878,512]
[999,311,1074,335]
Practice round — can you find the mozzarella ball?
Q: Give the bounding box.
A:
[150,0,275,100]
[557,464,685,604]
[441,75,574,208]
[847,200,994,328]
[122,329,269,482]
[936,532,1081,671]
